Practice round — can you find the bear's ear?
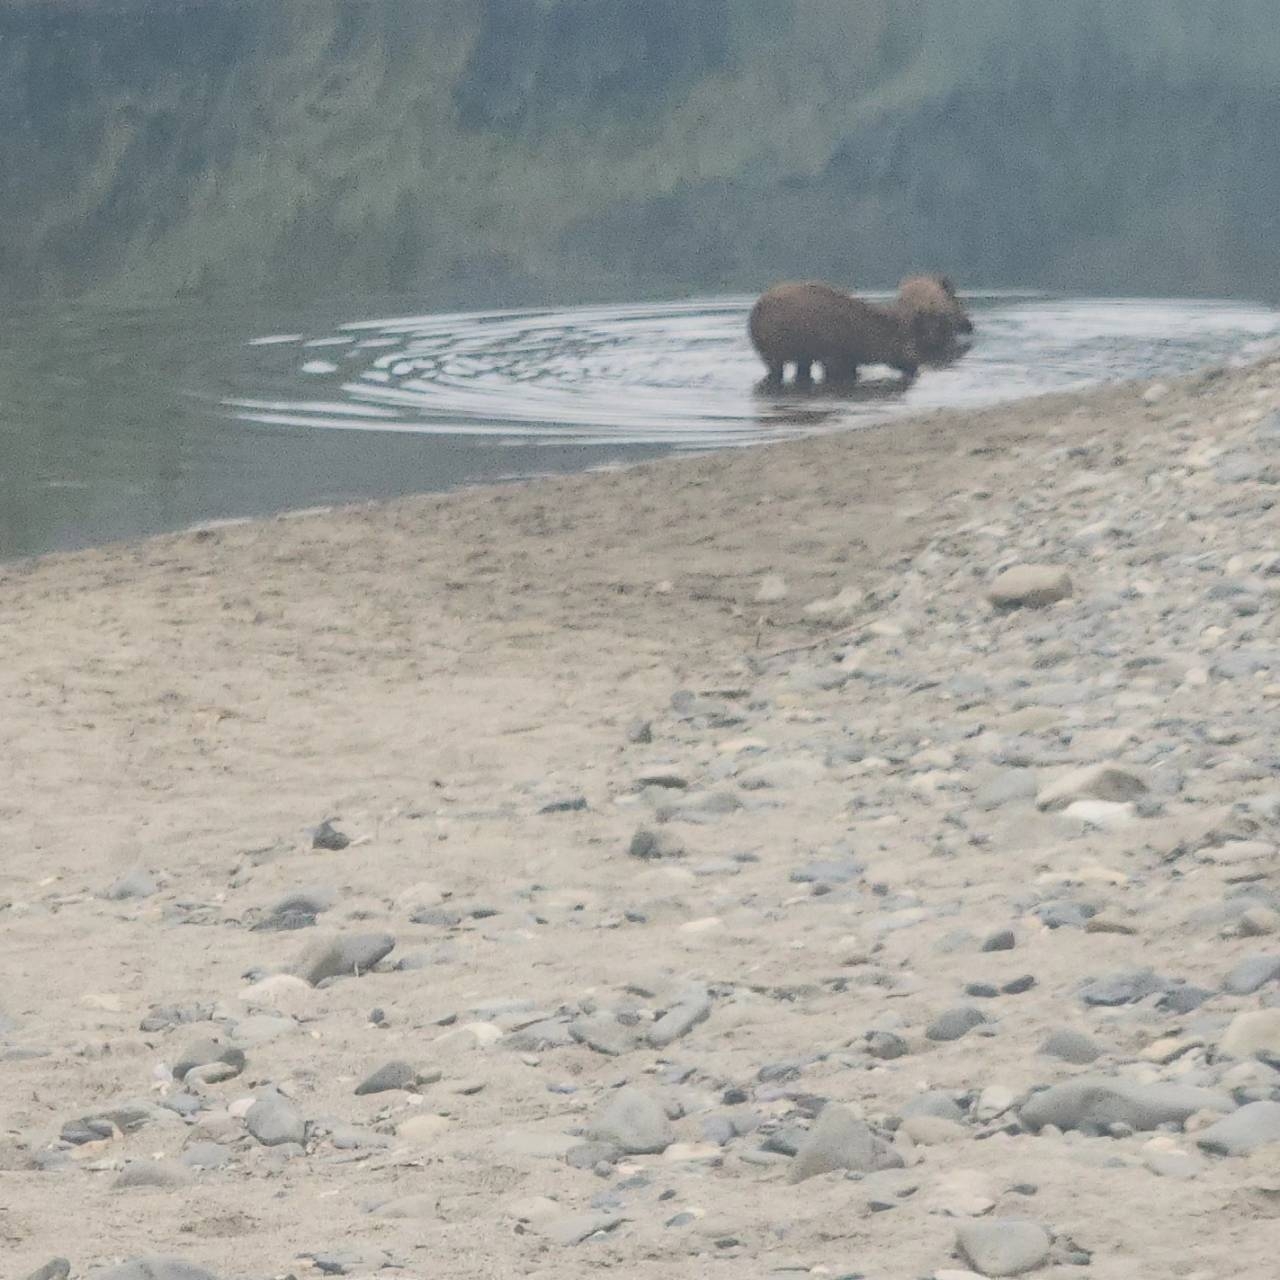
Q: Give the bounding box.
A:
[937,275,957,296]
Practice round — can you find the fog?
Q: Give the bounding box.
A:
[2,0,1277,308]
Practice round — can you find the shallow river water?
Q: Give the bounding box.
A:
[1,292,1276,560]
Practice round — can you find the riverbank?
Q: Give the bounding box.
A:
[4,353,1280,1280]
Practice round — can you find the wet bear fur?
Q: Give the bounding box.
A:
[892,274,974,361]
[748,281,920,387]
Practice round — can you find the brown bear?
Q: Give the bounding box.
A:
[892,275,974,361]
[748,281,920,388]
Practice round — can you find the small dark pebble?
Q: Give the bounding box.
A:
[866,1031,909,1060]
[1002,974,1037,995]
[539,796,588,814]
[965,983,1000,999]
[312,820,351,851]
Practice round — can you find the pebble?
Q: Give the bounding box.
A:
[180,1142,231,1170]
[94,1263,221,1280]
[1222,953,1280,995]
[1020,1078,1235,1133]
[955,1218,1052,1277]
[1036,762,1148,810]
[902,1092,966,1123]
[24,1263,70,1280]
[568,1011,642,1057]
[1218,1008,1280,1060]
[981,928,1017,952]
[588,1087,675,1154]
[628,827,685,860]
[173,1038,245,1082]
[244,1091,306,1146]
[292,931,396,985]
[788,1103,887,1182]
[1196,1101,1280,1156]
[1039,1028,1102,1065]
[1079,968,1168,1006]
[311,820,351,850]
[649,985,712,1047]
[987,565,1074,609]
[927,1006,987,1042]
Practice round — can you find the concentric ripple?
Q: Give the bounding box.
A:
[226,293,1280,450]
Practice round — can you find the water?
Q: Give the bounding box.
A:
[2,292,1276,561]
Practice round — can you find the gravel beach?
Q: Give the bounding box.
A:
[4,353,1280,1279]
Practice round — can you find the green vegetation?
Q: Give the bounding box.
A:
[2,0,1278,306]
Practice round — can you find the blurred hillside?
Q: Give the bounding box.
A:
[2,0,1277,306]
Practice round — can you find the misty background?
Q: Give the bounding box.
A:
[3,0,1278,311]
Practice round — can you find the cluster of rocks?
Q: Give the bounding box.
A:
[7,356,1280,1278]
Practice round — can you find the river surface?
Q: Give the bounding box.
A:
[1,292,1276,560]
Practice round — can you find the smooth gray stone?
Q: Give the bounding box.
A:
[982,929,1017,952]
[1020,1078,1234,1133]
[1196,1101,1280,1156]
[105,868,158,900]
[589,1087,674,1155]
[900,1091,965,1123]
[113,1159,195,1190]
[649,987,712,1048]
[788,1104,880,1183]
[180,1142,230,1170]
[956,1218,1052,1276]
[1039,1028,1102,1065]
[1223,954,1280,995]
[24,1262,70,1280]
[866,1030,909,1059]
[565,1140,620,1169]
[568,1012,641,1057]
[292,931,395,985]
[627,827,685,860]
[926,1006,987,1042]
[1080,968,1167,1005]
[94,1262,221,1280]
[702,1114,737,1146]
[244,1092,306,1146]
[354,1060,420,1095]
[173,1039,244,1082]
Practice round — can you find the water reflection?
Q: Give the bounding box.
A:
[0,293,1276,560]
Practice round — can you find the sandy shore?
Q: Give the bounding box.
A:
[4,354,1280,1280]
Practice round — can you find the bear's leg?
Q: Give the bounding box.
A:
[794,362,815,388]
[763,363,785,388]
[824,360,858,386]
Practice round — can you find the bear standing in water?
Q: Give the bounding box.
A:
[748,281,920,388]
[892,275,975,361]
